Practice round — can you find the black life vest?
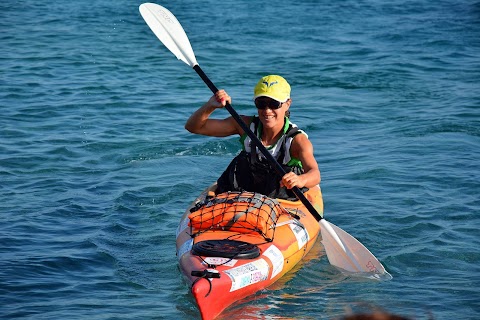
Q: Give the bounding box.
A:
[216,117,308,201]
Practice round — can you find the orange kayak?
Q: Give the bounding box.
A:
[176,184,324,320]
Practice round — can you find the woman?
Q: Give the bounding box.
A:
[185,75,320,200]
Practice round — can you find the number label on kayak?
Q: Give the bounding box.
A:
[224,259,270,292]
[177,238,193,258]
[263,245,284,279]
[290,223,309,250]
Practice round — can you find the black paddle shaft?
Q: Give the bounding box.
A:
[193,65,322,222]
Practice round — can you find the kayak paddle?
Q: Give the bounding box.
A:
[139,2,391,280]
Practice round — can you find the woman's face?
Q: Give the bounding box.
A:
[255,97,290,129]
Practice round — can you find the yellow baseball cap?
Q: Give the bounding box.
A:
[253,75,291,102]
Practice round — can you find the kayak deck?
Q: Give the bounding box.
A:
[176,185,323,320]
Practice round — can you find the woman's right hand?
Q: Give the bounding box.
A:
[185,89,241,136]
[207,90,231,109]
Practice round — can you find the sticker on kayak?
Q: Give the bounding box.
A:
[177,238,193,258]
[202,257,237,267]
[176,217,189,238]
[290,223,309,250]
[263,245,284,279]
[224,259,269,292]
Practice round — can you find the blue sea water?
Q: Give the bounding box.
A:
[1,0,479,319]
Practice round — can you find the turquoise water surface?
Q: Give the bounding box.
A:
[1,0,479,319]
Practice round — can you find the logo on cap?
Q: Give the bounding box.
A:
[262,81,278,88]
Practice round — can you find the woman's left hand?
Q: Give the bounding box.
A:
[280,172,305,189]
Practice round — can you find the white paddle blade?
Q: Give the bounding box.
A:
[320,220,392,280]
[139,3,198,67]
